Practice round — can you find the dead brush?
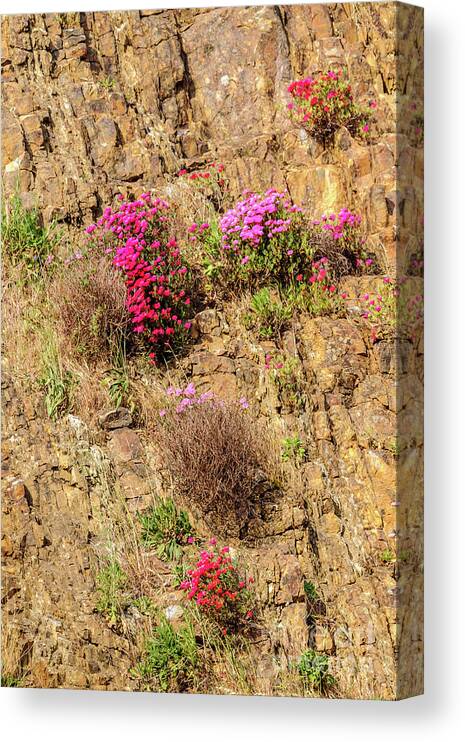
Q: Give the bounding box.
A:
[157,400,276,539]
[52,254,131,365]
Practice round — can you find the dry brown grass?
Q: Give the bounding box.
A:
[51,254,130,365]
[156,400,276,539]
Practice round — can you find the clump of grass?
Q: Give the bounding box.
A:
[285,281,343,318]
[243,287,292,340]
[135,616,199,692]
[101,341,135,411]
[281,435,306,464]
[139,497,192,561]
[297,649,335,693]
[52,253,130,366]
[96,559,129,628]
[2,194,61,282]
[303,580,318,601]
[39,331,74,420]
[1,673,24,687]
[269,355,306,413]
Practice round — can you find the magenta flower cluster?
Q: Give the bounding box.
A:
[85,193,193,360]
[220,189,302,253]
[312,208,362,240]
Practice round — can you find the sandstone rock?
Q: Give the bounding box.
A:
[107,428,143,463]
[280,603,308,659]
[276,555,304,605]
[98,408,133,430]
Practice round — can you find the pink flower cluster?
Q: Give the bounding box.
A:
[220,189,302,252]
[85,193,193,359]
[180,542,254,625]
[313,208,362,240]
[159,382,249,416]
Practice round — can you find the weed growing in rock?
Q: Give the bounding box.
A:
[2,194,61,282]
[281,435,306,465]
[243,287,292,340]
[135,616,199,692]
[101,344,134,411]
[139,497,193,561]
[39,332,74,420]
[96,559,129,628]
[350,277,423,342]
[266,354,305,413]
[287,70,373,143]
[297,649,335,693]
[178,161,229,214]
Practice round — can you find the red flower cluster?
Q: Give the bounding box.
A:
[180,542,253,627]
[309,257,336,293]
[287,70,372,141]
[85,193,193,360]
[178,162,225,183]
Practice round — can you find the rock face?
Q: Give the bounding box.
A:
[1,3,423,699]
[1,292,423,697]
[1,3,423,269]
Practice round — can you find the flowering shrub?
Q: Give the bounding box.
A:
[85,193,194,361]
[217,191,369,291]
[287,70,373,142]
[157,383,271,538]
[218,189,315,288]
[180,541,254,630]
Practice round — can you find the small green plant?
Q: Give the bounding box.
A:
[303,580,318,601]
[131,596,157,616]
[135,616,199,691]
[139,498,192,561]
[297,649,335,693]
[39,334,73,420]
[102,343,134,411]
[2,194,61,281]
[281,435,306,464]
[285,281,342,318]
[379,549,395,563]
[1,673,24,687]
[244,287,292,339]
[96,559,129,628]
[197,220,223,290]
[99,76,115,90]
[267,354,305,413]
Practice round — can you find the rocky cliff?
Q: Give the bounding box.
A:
[1,3,423,699]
